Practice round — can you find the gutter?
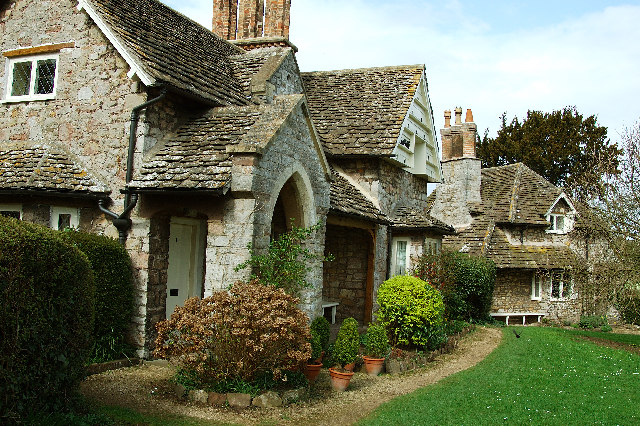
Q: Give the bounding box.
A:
[100,88,167,245]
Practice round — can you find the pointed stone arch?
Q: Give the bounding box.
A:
[268,162,317,238]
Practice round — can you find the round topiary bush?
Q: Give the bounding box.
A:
[333,317,360,367]
[61,230,134,362]
[376,275,444,350]
[0,216,95,420]
[154,280,311,386]
[364,323,389,358]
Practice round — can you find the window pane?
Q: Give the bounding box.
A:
[35,59,56,94]
[556,215,564,232]
[533,276,541,298]
[0,210,20,219]
[11,61,32,96]
[395,241,407,275]
[551,273,561,298]
[57,214,71,230]
[562,273,572,298]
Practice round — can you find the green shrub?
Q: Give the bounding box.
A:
[413,251,495,322]
[364,324,389,358]
[600,324,613,332]
[310,316,331,353]
[0,216,95,420]
[234,221,331,296]
[376,275,444,350]
[61,230,135,362]
[333,317,360,367]
[617,288,640,325]
[578,315,608,329]
[309,330,323,361]
[154,280,311,386]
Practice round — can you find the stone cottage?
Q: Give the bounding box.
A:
[0,0,451,355]
[430,107,591,324]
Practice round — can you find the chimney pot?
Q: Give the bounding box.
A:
[465,108,474,123]
[444,110,451,128]
[454,107,462,125]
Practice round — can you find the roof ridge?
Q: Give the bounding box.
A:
[301,64,424,75]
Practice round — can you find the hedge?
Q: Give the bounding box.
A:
[0,216,95,420]
[61,230,135,361]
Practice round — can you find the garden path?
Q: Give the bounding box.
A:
[80,326,503,425]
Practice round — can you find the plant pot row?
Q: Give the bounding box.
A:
[304,356,386,392]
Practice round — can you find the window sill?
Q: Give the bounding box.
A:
[2,94,56,103]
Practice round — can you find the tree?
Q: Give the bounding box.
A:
[477,107,621,200]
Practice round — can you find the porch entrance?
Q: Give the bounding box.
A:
[165,217,205,318]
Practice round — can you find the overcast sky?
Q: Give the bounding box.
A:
[162,0,640,142]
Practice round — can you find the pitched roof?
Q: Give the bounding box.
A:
[129,95,306,191]
[329,167,387,223]
[391,206,454,234]
[481,163,562,226]
[301,65,424,156]
[0,142,109,196]
[440,162,576,269]
[82,0,248,106]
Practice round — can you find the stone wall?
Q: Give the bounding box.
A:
[269,51,304,96]
[323,224,370,324]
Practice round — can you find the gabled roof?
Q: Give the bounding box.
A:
[0,142,109,196]
[481,163,562,225]
[80,0,248,106]
[391,206,454,234]
[129,95,309,191]
[329,167,387,223]
[301,65,424,156]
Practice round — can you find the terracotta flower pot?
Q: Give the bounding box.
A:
[362,356,385,376]
[303,362,323,382]
[344,362,356,372]
[328,368,354,392]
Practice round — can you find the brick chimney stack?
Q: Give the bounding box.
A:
[212,0,291,40]
[440,107,477,161]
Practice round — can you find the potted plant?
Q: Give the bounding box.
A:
[329,317,359,391]
[362,323,389,376]
[303,328,323,383]
[310,316,331,362]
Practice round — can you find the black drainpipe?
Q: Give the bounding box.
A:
[99,88,167,245]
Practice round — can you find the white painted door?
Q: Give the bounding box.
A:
[166,218,203,318]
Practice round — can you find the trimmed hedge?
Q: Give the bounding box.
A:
[414,251,496,322]
[0,216,95,420]
[376,275,444,350]
[61,230,135,361]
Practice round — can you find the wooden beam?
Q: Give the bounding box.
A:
[3,42,75,57]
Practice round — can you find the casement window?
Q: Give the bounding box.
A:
[548,213,566,233]
[0,204,22,219]
[425,238,441,256]
[550,270,572,300]
[5,53,59,101]
[51,207,78,230]
[391,237,411,276]
[531,273,543,300]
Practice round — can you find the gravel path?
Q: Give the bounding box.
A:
[81,326,503,425]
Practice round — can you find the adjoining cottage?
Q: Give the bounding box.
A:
[0,0,452,356]
[430,107,593,324]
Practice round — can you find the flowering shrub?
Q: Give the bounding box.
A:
[154,280,311,385]
[376,275,444,349]
[413,251,495,322]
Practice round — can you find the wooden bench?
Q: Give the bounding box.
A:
[490,312,546,326]
[322,301,339,324]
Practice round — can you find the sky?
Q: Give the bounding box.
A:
[162,0,640,142]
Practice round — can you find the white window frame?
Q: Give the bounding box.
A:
[531,273,543,300]
[0,203,22,219]
[51,206,79,230]
[391,237,411,276]
[549,270,573,300]
[4,53,59,102]
[547,213,566,233]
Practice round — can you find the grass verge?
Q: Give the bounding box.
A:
[360,327,639,425]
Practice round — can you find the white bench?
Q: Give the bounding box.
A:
[490,312,546,326]
[322,301,339,324]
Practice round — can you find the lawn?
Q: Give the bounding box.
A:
[360,327,639,425]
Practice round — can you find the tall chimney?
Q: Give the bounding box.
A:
[454,107,462,125]
[212,0,291,40]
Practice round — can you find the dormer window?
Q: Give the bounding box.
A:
[545,193,576,234]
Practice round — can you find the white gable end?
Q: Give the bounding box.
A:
[391,74,441,182]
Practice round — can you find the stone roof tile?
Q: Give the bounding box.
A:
[391,206,454,234]
[329,167,387,223]
[302,65,424,156]
[87,0,248,105]
[0,142,110,195]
